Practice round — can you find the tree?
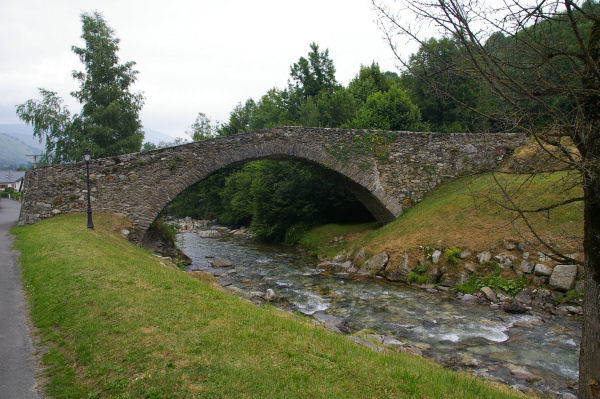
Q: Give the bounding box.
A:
[401,37,494,132]
[347,62,400,103]
[373,1,599,397]
[16,11,144,162]
[218,99,256,136]
[188,112,218,141]
[15,89,79,164]
[348,85,423,131]
[290,42,338,98]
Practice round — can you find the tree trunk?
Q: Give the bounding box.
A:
[578,17,600,399]
[580,177,600,399]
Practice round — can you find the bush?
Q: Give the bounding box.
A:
[407,271,429,284]
[455,271,525,296]
[444,247,462,265]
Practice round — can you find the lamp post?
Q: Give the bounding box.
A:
[83,149,94,229]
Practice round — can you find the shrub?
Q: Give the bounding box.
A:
[444,247,461,265]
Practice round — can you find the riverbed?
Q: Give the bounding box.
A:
[177,231,581,398]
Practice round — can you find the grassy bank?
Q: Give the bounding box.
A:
[300,172,582,266]
[12,213,526,398]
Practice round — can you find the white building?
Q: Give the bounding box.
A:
[0,171,25,191]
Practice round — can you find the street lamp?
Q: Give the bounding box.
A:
[83,149,94,229]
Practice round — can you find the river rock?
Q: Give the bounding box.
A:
[534,263,552,276]
[431,250,442,264]
[332,253,347,263]
[514,289,535,307]
[477,251,491,264]
[313,312,348,333]
[198,229,221,238]
[353,248,368,265]
[211,258,233,267]
[427,266,442,283]
[558,305,583,315]
[549,264,578,291]
[503,300,528,314]
[264,288,276,301]
[503,240,517,250]
[494,253,515,269]
[480,286,498,302]
[508,365,542,382]
[385,253,412,282]
[518,260,534,274]
[461,294,476,303]
[348,336,384,352]
[460,249,471,259]
[538,251,550,262]
[357,252,389,275]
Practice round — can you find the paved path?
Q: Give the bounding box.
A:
[0,198,43,399]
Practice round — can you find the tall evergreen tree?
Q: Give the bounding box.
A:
[71,12,144,158]
[16,11,144,163]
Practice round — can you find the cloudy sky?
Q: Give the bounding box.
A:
[0,0,412,139]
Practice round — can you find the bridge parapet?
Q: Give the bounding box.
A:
[18,127,525,241]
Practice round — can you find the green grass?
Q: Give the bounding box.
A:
[317,172,582,267]
[297,222,377,256]
[12,213,527,398]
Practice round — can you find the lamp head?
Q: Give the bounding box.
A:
[83,149,91,162]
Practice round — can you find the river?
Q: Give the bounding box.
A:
[177,230,581,398]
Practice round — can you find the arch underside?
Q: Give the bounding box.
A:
[142,153,398,240]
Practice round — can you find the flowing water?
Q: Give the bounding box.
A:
[177,231,581,398]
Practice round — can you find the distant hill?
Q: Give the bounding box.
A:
[0,124,43,151]
[0,124,186,168]
[0,133,39,169]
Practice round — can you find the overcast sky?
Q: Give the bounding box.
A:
[0,0,412,139]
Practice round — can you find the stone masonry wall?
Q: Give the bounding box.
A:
[18,127,525,242]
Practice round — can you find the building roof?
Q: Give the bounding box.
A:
[0,171,25,184]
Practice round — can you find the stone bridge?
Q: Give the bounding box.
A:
[18,127,524,242]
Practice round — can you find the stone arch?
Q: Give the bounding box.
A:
[139,137,400,241]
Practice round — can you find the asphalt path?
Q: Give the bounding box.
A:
[0,198,43,399]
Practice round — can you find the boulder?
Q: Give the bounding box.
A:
[357,252,389,275]
[534,263,552,276]
[549,264,578,291]
[353,248,368,265]
[460,294,476,303]
[211,258,233,267]
[514,289,535,307]
[480,286,498,302]
[503,300,528,314]
[508,365,542,383]
[503,240,517,250]
[459,249,471,259]
[385,253,412,282]
[494,253,515,269]
[431,250,442,264]
[313,312,349,333]
[198,229,220,238]
[477,251,491,264]
[264,288,276,302]
[332,253,347,263]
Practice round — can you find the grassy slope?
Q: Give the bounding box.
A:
[12,213,525,399]
[303,172,583,266]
